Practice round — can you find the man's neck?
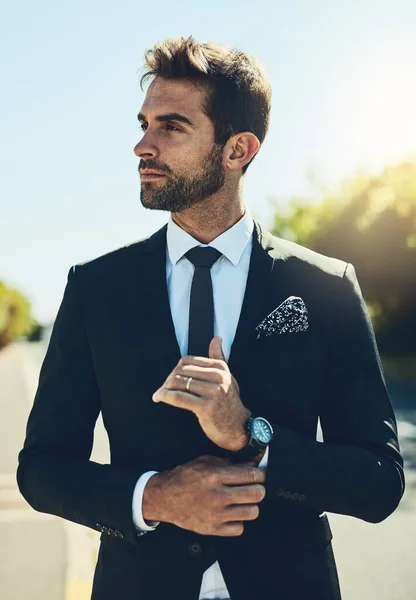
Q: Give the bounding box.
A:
[171,209,245,244]
[171,195,246,244]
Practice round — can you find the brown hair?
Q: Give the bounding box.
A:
[140,36,272,174]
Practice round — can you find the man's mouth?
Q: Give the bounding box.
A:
[141,173,166,180]
[139,168,167,181]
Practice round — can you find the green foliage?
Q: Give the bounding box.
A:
[381,355,416,382]
[0,281,37,350]
[270,162,416,356]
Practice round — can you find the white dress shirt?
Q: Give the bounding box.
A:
[132,207,268,599]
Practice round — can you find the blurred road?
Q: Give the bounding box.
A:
[1,342,415,600]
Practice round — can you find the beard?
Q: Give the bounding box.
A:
[139,143,225,212]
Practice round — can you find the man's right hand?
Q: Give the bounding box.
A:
[142,455,266,536]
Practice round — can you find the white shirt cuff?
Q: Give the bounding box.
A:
[258,445,269,468]
[132,471,160,531]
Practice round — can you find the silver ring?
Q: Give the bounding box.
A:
[185,376,193,392]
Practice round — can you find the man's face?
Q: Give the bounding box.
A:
[134,78,226,212]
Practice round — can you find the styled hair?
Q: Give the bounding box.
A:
[140,36,272,174]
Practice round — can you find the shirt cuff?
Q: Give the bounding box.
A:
[132,471,160,532]
[258,445,269,469]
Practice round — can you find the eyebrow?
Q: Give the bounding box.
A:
[137,112,195,127]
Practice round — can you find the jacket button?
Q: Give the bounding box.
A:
[189,542,202,556]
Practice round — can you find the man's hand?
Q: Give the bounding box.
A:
[142,456,266,536]
[152,336,250,451]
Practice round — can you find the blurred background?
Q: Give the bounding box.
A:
[1,1,415,598]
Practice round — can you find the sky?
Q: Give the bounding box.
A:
[1,0,416,323]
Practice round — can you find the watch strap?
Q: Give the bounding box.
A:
[229,443,263,463]
[229,416,269,463]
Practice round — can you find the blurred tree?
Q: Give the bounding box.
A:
[270,162,416,356]
[0,281,37,350]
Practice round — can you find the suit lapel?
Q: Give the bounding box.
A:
[227,220,291,391]
[140,224,181,374]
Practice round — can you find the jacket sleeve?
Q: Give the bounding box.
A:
[265,263,405,523]
[16,266,144,546]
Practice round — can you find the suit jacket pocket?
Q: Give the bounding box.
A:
[254,504,333,549]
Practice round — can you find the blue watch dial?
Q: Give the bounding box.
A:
[252,417,273,444]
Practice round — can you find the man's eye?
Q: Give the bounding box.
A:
[139,123,181,132]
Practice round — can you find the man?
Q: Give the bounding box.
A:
[17,36,404,600]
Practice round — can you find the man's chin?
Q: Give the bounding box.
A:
[140,197,159,209]
[140,193,169,211]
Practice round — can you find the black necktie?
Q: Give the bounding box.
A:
[185,246,222,357]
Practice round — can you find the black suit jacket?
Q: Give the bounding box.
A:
[17,221,404,600]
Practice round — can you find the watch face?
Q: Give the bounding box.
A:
[252,417,273,444]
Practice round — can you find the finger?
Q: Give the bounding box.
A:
[215,522,244,537]
[179,355,228,372]
[152,388,203,411]
[176,365,224,384]
[162,358,223,387]
[164,374,221,398]
[223,484,266,505]
[208,336,226,362]
[223,504,260,522]
[197,455,231,467]
[219,466,267,485]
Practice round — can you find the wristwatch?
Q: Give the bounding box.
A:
[231,416,274,462]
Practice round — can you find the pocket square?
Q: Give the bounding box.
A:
[255,296,309,339]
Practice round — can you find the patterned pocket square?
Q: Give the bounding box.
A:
[255,296,309,339]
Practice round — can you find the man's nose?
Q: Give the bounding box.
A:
[133,134,159,159]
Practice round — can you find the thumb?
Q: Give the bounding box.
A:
[208,336,226,361]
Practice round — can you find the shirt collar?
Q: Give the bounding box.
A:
[166,208,254,267]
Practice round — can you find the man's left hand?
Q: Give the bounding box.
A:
[152,336,250,451]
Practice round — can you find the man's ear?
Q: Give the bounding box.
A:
[225,132,260,172]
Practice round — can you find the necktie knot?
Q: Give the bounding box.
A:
[185,246,222,269]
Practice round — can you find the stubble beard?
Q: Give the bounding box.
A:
[140,144,225,212]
